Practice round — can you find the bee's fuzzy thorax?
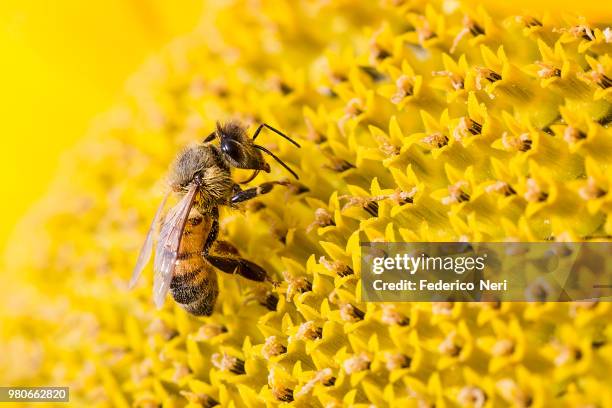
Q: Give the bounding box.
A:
[168,145,233,209]
[168,145,218,189]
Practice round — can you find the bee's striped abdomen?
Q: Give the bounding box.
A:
[170,209,219,316]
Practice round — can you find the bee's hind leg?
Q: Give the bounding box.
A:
[230,181,288,205]
[205,254,273,283]
[203,237,273,283]
[210,240,240,257]
[201,205,275,284]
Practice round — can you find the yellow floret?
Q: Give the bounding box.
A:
[2,0,612,406]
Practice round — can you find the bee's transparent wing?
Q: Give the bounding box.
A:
[129,193,170,289]
[153,185,198,308]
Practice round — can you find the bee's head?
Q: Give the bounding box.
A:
[202,120,300,182]
[214,121,271,173]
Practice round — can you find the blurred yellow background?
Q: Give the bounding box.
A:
[0,0,202,252]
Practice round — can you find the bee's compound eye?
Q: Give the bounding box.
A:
[221,139,243,161]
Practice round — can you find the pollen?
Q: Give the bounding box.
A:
[579,177,606,200]
[319,256,353,277]
[268,367,295,402]
[535,61,561,79]
[439,331,462,357]
[380,304,410,326]
[391,75,415,104]
[432,70,465,90]
[474,67,502,90]
[491,339,516,357]
[564,126,587,144]
[339,302,365,322]
[454,117,482,141]
[501,132,532,152]
[457,386,487,408]
[442,181,471,204]
[486,180,517,196]
[295,321,323,341]
[344,97,365,117]
[307,207,335,232]
[195,323,227,340]
[211,353,245,375]
[283,271,312,301]
[524,178,549,202]
[422,132,449,148]
[262,336,287,359]
[343,352,372,374]
[295,368,335,398]
[384,352,412,370]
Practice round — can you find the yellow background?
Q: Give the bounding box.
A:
[0,0,202,252]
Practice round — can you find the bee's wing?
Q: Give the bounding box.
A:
[129,192,170,289]
[153,184,198,308]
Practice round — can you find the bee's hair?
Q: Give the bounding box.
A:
[216,120,247,140]
[167,144,233,209]
[198,166,233,205]
[168,145,208,188]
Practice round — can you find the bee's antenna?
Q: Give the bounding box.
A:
[254,145,299,179]
[252,123,301,148]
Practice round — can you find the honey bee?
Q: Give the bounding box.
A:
[130,121,300,316]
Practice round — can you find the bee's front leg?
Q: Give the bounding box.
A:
[230,181,288,204]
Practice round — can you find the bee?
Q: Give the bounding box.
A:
[130,121,300,316]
